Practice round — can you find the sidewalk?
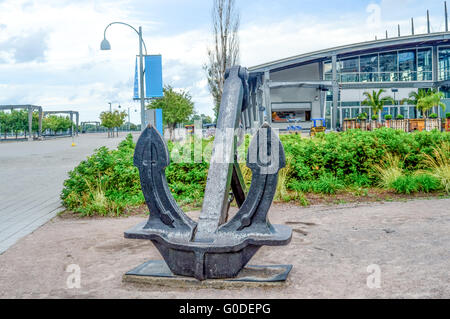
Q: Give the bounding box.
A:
[0,133,138,254]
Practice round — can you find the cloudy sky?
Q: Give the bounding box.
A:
[0,0,448,123]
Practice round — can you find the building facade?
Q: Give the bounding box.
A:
[244,32,450,131]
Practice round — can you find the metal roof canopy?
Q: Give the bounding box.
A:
[249,32,450,74]
[81,121,102,133]
[43,110,80,137]
[0,105,43,140]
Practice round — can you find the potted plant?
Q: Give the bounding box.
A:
[418,92,446,131]
[357,112,368,131]
[343,117,357,131]
[369,114,379,130]
[446,113,450,132]
[384,114,392,128]
[391,114,408,131]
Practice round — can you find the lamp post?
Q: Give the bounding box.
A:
[101,22,148,131]
[392,88,399,117]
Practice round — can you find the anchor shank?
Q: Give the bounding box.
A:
[195,66,245,242]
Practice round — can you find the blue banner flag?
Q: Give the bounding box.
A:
[144,55,163,98]
[133,57,139,100]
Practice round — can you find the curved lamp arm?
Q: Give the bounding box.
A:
[103,21,148,55]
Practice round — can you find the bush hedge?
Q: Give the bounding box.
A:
[61,128,450,216]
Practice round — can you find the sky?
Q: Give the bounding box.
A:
[0,0,449,123]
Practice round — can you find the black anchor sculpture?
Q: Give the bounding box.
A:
[125,66,292,281]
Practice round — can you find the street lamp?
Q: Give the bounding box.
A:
[391,88,399,117]
[100,22,148,131]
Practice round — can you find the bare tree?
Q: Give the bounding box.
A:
[204,0,240,119]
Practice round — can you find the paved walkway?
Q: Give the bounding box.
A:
[0,199,448,298]
[0,133,138,254]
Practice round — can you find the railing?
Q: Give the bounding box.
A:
[325,71,433,83]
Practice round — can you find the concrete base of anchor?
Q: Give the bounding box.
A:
[122,260,292,289]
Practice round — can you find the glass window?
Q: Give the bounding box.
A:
[342,108,351,119]
[360,54,378,73]
[341,101,360,107]
[360,54,378,82]
[380,52,398,81]
[418,48,432,81]
[409,107,417,118]
[323,61,332,81]
[399,50,416,81]
[338,57,359,73]
[418,48,432,72]
[439,47,450,81]
[380,52,397,72]
[440,86,450,98]
[340,73,359,82]
[398,50,416,71]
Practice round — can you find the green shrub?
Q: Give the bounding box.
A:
[288,174,344,195]
[61,134,209,216]
[61,134,143,216]
[446,113,450,119]
[62,129,450,216]
[414,173,441,193]
[390,175,418,194]
[372,114,378,120]
[312,174,344,194]
[384,114,393,120]
[396,114,404,120]
[357,112,368,120]
[389,173,441,194]
[429,113,438,119]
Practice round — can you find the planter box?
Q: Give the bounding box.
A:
[409,119,425,132]
[386,119,408,132]
[425,118,441,131]
[446,118,450,132]
[343,119,357,131]
[369,121,380,131]
[358,119,368,131]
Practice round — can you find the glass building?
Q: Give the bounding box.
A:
[244,32,450,131]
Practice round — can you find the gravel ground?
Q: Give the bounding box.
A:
[0,199,448,299]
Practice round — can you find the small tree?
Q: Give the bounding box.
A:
[148,86,194,140]
[401,88,437,118]
[362,89,394,123]
[100,110,126,138]
[416,91,446,118]
[204,0,240,120]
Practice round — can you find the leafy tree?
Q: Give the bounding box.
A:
[42,115,73,135]
[204,0,240,120]
[100,110,127,138]
[401,88,439,118]
[416,91,446,118]
[362,89,394,122]
[148,85,194,140]
[401,88,433,106]
[187,113,214,125]
[0,110,45,139]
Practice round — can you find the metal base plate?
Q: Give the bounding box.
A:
[123,260,292,289]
